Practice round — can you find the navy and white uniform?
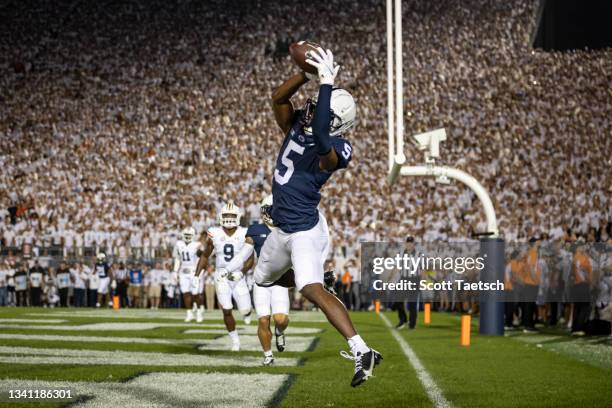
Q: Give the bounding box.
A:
[271,113,352,233]
[95,262,111,295]
[249,223,290,317]
[255,85,351,291]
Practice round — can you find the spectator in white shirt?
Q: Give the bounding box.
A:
[70,262,87,307]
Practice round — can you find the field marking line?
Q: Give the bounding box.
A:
[0,318,68,323]
[0,345,300,367]
[0,322,321,334]
[27,310,329,322]
[0,333,317,352]
[380,313,452,408]
[185,327,322,335]
[0,372,289,407]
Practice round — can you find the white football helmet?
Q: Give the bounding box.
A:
[219,201,241,229]
[97,253,106,262]
[303,88,357,136]
[182,227,195,244]
[260,194,274,227]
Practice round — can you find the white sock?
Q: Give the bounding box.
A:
[192,303,198,311]
[199,305,204,311]
[264,350,273,358]
[228,330,239,341]
[348,334,369,355]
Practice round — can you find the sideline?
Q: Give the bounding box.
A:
[380,313,452,408]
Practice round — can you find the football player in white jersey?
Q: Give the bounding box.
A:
[223,195,290,366]
[195,201,253,351]
[173,227,205,322]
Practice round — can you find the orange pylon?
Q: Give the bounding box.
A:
[460,314,471,346]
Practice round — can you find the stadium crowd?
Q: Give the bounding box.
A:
[0,1,610,328]
[0,256,201,309]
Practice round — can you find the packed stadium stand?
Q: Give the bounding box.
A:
[1,0,610,260]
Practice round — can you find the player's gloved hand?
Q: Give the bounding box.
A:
[304,71,317,81]
[111,280,117,290]
[305,47,339,86]
[217,268,229,279]
[228,271,244,282]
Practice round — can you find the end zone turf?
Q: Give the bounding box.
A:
[0,307,610,407]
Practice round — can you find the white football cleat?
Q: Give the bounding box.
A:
[231,341,241,352]
[263,355,275,366]
[244,313,252,325]
[185,310,194,322]
[196,309,204,323]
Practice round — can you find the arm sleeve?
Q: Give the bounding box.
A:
[225,242,255,273]
[312,84,333,155]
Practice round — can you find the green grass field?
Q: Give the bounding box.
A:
[0,307,610,407]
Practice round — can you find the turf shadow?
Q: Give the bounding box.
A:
[266,373,297,408]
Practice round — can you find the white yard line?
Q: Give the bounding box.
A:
[196,335,315,352]
[0,322,321,334]
[0,318,67,323]
[28,310,328,322]
[0,372,289,407]
[0,346,299,367]
[0,333,316,352]
[184,327,321,335]
[380,313,452,408]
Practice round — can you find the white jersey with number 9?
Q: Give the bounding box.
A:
[207,226,247,274]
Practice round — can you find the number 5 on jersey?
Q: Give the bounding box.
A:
[274,140,305,185]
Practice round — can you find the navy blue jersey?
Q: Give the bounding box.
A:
[272,111,352,233]
[95,262,110,278]
[246,222,271,257]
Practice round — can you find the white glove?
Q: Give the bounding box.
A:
[305,71,317,81]
[228,271,244,282]
[111,280,117,290]
[305,47,339,86]
[217,268,229,279]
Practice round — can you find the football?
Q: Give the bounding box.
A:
[289,40,321,74]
